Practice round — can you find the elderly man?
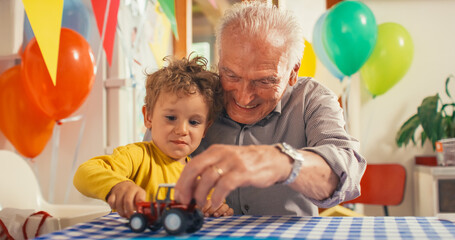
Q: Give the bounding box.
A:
[148,1,366,216]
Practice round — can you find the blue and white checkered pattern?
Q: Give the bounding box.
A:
[35,213,455,239]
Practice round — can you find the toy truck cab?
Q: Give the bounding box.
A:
[128,183,204,235]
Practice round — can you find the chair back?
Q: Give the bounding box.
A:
[344,164,406,206]
[0,150,45,210]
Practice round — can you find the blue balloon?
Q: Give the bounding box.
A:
[23,14,34,51]
[312,11,345,82]
[23,0,90,50]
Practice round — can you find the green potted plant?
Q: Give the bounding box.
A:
[396,75,455,151]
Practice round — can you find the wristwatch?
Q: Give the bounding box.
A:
[275,142,305,185]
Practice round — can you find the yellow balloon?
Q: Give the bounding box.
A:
[360,22,414,96]
[298,39,316,77]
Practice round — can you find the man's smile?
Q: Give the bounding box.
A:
[234,99,258,109]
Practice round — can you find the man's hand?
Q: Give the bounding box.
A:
[106,181,146,218]
[174,144,292,209]
[175,144,338,209]
[201,199,234,217]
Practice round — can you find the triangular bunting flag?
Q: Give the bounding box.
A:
[157,0,179,40]
[22,0,63,86]
[90,0,120,66]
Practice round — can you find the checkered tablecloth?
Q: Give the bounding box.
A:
[35,212,455,239]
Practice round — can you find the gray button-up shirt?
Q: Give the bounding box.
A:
[193,77,366,216]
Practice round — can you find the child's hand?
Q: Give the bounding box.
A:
[106,181,146,218]
[201,199,234,217]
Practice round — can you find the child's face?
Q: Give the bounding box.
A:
[144,90,210,163]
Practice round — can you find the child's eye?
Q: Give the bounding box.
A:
[189,120,201,126]
[165,115,176,121]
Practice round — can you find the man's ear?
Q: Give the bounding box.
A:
[288,62,301,86]
[142,105,152,128]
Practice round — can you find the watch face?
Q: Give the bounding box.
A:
[282,142,292,150]
[282,143,304,161]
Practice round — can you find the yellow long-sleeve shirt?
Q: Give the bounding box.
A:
[73,141,189,202]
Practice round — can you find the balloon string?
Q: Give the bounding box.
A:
[25,157,41,190]
[30,158,40,182]
[49,115,83,203]
[132,1,148,52]
[360,97,377,154]
[64,116,86,203]
[116,24,139,142]
[49,122,60,203]
[95,0,112,73]
[341,76,352,134]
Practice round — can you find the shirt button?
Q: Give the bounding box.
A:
[244,205,249,211]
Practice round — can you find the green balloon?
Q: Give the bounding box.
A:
[323,1,377,76]
[360,22,414,97]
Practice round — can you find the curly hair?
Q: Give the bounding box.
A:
[144,55,223,123]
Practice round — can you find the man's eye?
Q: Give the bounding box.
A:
[189,120,201,126]
[223,74,239,81]
[255,80,272,86]
[165,116,176,121]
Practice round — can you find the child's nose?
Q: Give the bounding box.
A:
[174,121,188,135]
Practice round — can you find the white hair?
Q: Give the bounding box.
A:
[215,1,305,70]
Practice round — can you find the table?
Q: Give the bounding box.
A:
[35,212,455,239]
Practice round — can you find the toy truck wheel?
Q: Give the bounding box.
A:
[186,209,204,233]
[129,213,147,233]
[163,209,188,235]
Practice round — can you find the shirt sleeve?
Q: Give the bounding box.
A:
[301,81,366,208]
[73,144,145,201]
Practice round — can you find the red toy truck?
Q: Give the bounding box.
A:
[128,183,204,235]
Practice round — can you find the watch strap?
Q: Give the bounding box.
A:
[275,142,305,185]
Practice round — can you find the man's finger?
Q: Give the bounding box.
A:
[201,199,212,213]
[175,154,217,204]
[175,162,206,204]
[210,171,240,210]
[194,164,224,206]
[176,145,228,204]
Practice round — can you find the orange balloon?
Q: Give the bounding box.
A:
[22,28,96,120]
[298,39,316,78]
[0,65,55,158]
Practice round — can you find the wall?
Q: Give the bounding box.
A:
[1,0,454,215]
[287,0,455,216]
[0,0,108,206]
[359,0,455,216]
[0,0,148,206]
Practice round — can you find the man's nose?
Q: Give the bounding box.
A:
[234,81,255,106]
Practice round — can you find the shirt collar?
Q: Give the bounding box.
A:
[150,140,190,164]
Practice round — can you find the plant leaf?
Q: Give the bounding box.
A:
[441,103,455,115]
[396,114,420,147]
[441,103,455,138]
[446,74,454,99]
[420,131,427,147]
[418,94,442,150]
